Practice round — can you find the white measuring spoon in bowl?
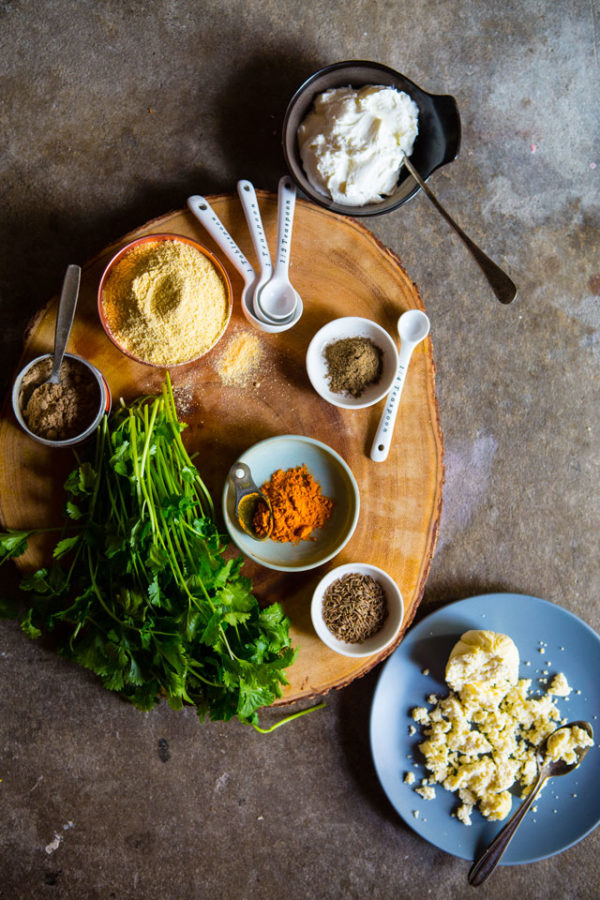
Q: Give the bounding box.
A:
[369,309,431,463]
[236,180,273,321]
[187,194,300,334]
[255,176,299,322]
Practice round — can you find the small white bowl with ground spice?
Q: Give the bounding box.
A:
[98,233,232,367]
[305,316,399,409]
[311,562,404,657]
[12,352,111,447]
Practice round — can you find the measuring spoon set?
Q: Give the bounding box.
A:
[187,176,302,333]
[188,180,432,461]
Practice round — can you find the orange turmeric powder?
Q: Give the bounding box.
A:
[254,464,334,543]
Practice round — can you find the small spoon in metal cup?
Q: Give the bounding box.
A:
[370,309,430,463]
[403,155,517,305]
[45,264,81,384]
[256,176,299,322]
[468,720,594,886]
[228,461,273,541]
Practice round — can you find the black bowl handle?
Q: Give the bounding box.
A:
[430,93,461,168]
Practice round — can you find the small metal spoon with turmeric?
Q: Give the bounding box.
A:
[228,461,273,541]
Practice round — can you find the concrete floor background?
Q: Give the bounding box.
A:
[1,1,599,898]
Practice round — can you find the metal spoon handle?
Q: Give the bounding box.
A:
[468,771,547,886]
[370,342,415,463]
[50,264,81,382]
[403,156,517,305]
[237,180,273,280]
[274,176,296,275]
[187,194,255,284]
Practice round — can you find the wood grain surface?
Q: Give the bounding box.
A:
[0,192,444,704]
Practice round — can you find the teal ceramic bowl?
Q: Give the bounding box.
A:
[222,435,360,572]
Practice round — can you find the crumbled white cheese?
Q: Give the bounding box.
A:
[411,707,429,724]
[548,672,571,697]
[404,771,416,785]
[415,784,436,800]
[544,724,592,765]
[410,630,582,827]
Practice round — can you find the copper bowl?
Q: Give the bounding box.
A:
[97,233,233,367]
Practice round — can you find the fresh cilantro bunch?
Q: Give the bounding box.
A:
[0,375,299,727]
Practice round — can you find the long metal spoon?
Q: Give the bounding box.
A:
[403,155,517,305]
[45,264,81,384]
[468,720,594,886]
[370,309,430,462]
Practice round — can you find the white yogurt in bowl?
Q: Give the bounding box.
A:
[297,84,419,206]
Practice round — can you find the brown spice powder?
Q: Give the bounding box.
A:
[324,336,383,397]
[20,357,101,441]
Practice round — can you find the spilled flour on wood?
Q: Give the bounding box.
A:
[437,433,498,551]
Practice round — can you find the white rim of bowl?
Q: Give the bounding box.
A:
[305,316,399,409]
[311,561,404,657]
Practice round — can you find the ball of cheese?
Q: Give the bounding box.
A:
[445,630,519,693]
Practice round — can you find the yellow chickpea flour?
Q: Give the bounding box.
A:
[101,240,229,365]
[216,331,264,386]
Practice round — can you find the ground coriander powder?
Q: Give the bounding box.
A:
[324,336,383,397]
[20,357,100,441]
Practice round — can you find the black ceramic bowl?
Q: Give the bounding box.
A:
[282,60,461,217]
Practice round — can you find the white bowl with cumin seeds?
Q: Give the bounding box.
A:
[97,233,233,368]
[311,562,404,657]
[306,316,399,409]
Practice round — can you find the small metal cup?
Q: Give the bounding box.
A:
[12,352,111,447]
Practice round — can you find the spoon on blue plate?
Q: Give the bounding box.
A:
[469,720,594,885]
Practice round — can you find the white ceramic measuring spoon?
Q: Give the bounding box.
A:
[369,309,431,463]
[187,194,303,334]
[255,176,299,322]
[187,195,278,334]
[236,180,273,320]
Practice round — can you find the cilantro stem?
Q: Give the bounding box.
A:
[252,702,326,733]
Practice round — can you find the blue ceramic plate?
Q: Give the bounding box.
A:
[222,435,359,572]
[370,593,600,864]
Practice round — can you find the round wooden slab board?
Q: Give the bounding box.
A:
[0,192,443,706]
